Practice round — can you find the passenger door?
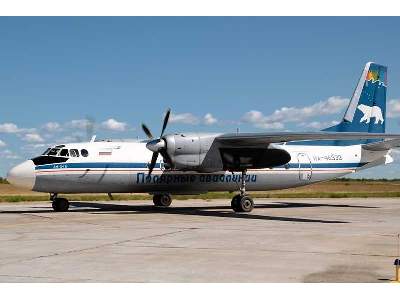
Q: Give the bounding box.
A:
[297,153,312,181]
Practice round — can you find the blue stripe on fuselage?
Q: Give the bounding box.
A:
[35,162,367,170]
[35,162,152,170]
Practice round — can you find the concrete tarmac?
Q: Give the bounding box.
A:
[0,198,399,282]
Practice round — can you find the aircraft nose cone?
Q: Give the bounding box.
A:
[146,139,166,152]
[7,160,36,190]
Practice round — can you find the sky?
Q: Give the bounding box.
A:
[1,17,400,178]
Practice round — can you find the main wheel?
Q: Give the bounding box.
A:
[232,195,254,213]
[153,194,161,206]
[239,196,254,212]
[153,194,172,207]
[231,194,241,211]
[52,198,69,212]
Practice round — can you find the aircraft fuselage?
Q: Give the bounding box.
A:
[9,140,387,195]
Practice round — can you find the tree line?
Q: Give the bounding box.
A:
[0,177,9,184]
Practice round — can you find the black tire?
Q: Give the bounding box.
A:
[231,194,242,212]
[232,195,254,213]
[153,194,162,206]
[239,196,254,213]
[159,194,172,207]
[52,198,69,212]
[153,194,172,207]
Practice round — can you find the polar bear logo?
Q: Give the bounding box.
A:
[357,104,384,124]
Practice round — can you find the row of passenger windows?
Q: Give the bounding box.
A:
[42,148,89,157]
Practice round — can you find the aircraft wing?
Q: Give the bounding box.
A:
[216,132,400,147]
[362,139,400,151]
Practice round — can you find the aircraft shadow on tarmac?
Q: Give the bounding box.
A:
[0,200,378,223]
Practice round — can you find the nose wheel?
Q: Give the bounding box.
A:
[153,193,172,207]
[231,170,254,213]
[231,194,254,212]
[50,194,70,212]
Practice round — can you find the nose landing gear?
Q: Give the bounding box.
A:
[50,193,70,212]
[231,170,254,213]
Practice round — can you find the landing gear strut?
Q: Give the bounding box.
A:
[153,193,172,207]
[231,170,254,213]
[50,193,70,212]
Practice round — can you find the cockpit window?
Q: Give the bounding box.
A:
[48,148,60,156]
[42,148,51,155]
[60,149,69,157]
[81,149,89,157]
[70,149,79,157]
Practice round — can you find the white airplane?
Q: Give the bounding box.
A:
[7,62,400,213]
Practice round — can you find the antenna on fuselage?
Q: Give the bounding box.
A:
[90,135,96,143]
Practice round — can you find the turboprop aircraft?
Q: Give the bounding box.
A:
[7,62,400,213]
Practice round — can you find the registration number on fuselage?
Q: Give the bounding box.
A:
[312,153,343,161]
[52,164,68,169]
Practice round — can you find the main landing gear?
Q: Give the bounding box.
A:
[153,193,172,207]
[50,193,70,212]
[231,170,254,213]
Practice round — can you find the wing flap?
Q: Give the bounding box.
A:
[362,139,400,151]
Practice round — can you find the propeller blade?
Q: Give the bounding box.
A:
[141,123,153,139]
[159,149,172,166]
[160,108,171,137]
[148,152,159,175]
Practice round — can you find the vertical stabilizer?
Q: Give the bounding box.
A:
[324,62,387,133]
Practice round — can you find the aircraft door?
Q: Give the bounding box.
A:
[297,153,312,181]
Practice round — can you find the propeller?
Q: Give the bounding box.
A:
[141,109,171,175]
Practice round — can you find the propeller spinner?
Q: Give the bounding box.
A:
[141,109,171,175]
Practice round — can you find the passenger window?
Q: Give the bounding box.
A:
[70,149,80,157]
[81,149,89,157]
[60,149,69,157]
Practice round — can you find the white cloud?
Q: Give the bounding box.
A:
[265,96,348,123]
[22,133,44,143]
[0,140,6,147]
[387,99,400,118]
[31,143,47,148]
[67,119,89,129]
[0,149,20,159]
[169,112,218,126]
[0,123,20,133]
[43,122,61,132]
[242,111,285,129]
[54,135,83,143]
[0,123,37,134]
[170,113,199,125]
[300,120,340,130]
[242,96,349,129]
[203,113,218,125]
[101,118,128,131]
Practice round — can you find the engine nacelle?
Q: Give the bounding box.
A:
[163,133,220,172]
[162,133,291,173]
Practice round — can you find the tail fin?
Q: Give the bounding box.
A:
[323,62,387,133]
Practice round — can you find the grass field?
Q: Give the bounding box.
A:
[1,179,400,202]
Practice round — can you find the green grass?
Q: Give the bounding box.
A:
[2,191,400,203]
